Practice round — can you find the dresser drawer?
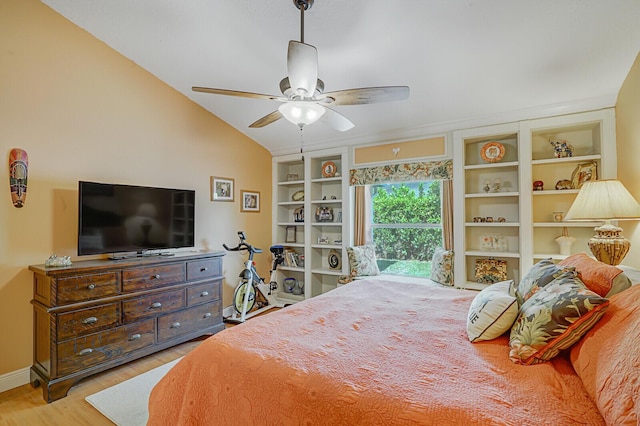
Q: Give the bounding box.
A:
[56,272,120,305]
[122,289,185,323]
[186,258,221,281]
[157,301,221,342]
[122,263,185,292]
[56,319,155,377]
[186,281,220,307]
[57,303,120,341]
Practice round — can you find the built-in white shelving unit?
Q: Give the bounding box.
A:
[272,147,349,302]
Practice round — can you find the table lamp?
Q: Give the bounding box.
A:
[564,179,640,265]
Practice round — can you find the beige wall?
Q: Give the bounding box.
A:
[0,0,272,375]
[616,52,640,269]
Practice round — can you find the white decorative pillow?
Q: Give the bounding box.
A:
[346,245,380,277]
[430,248,454,286]
[467,280,518,342]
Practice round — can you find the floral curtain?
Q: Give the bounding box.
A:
[349,159,453,186]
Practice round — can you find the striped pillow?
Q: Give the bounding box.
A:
[509,272,609,365]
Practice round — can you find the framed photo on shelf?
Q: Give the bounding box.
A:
[211,176,234,202]
[285,226,296,243]
[571,161,598,189]
[240,190,260,212]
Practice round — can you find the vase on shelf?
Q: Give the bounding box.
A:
[555,227,576,256]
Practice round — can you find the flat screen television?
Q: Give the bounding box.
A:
[78,181,195,257]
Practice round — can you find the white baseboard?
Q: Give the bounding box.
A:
[222,305,234,318]
[0,367,30,394]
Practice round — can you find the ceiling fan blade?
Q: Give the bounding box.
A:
[321,107,355,132]
[322,86,410,106]
[287,41,318,98]
[249,110,283,128]
[192,87,285,102]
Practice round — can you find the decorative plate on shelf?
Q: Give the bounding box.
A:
[291,190,304,202]
[480,142,505,163]
[322,161,337,178]
[328,249,341,270]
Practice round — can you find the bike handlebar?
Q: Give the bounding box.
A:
[222,241,262,254]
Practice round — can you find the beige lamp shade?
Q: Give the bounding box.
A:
[564,179,640,221]
[564,179,640,265]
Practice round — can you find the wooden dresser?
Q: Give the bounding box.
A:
[29,251,225,402]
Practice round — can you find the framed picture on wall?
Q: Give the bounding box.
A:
[211,176,234,202]
[241,190,260,212]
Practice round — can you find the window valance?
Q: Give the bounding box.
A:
[349,159,452,186]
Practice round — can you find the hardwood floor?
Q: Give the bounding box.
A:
[0,337,206,425]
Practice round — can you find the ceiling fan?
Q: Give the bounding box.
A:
[192,0,409,132]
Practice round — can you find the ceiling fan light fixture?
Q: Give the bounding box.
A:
[279,101,325,128]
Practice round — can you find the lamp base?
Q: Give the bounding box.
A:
[588,221,630,266]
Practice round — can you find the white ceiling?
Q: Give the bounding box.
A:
[42,0,640,156]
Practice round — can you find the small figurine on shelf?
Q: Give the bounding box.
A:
[550,140,574,158]
[483,180,491,193]
[555,179,573,190]
[533,180,544,191]
[492,178,502,192]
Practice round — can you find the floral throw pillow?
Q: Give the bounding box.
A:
[430,248,454,286]
[509,273,609,365]
[515,259,572,306]
[346,245,380,277]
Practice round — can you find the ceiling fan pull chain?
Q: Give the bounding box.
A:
[299,127,305,161]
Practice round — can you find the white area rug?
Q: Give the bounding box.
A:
[85,357,181,426]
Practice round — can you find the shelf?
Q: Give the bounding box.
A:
[465,250,520,258]
[275,242,304,248]
[465,191,519,198]
[311,199,342,204]
[276,293,305,304]
[278,201,305,206]
[311,244,343,249]
[464,161,518,170]
[533,222,602,227]
[311,267,344,276]
[279,265,305,273]
[277,222,304,226]
[531,154,601,165]
[532,189,579,196]
[311,177,342,183]
[312,222,342,227]
[465,222,521,227]
[277,180,305,186]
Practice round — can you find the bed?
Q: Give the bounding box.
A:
[148,259,640,425]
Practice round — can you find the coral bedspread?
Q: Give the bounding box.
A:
[148,279,603,425]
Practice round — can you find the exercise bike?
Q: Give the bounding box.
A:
[223,231,286,324]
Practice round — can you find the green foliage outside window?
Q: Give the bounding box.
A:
[371,182,443,275]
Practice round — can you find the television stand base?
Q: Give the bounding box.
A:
[108,251,174,260]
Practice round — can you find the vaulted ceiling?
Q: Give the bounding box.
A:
[42,0,640,155]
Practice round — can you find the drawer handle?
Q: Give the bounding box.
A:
[153,274,161,279]
[83,316,98,325]
[78,348,93,356]
[171,322,181,328]
[129,333,142,341]
[200,267,208,272]
[87,284,96,290]
[200,291,209,297]
[150,302,163,309]
[204,312,212,318]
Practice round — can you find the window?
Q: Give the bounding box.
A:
[370,181,443,277]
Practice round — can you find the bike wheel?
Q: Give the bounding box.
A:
[233,280,256,314]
